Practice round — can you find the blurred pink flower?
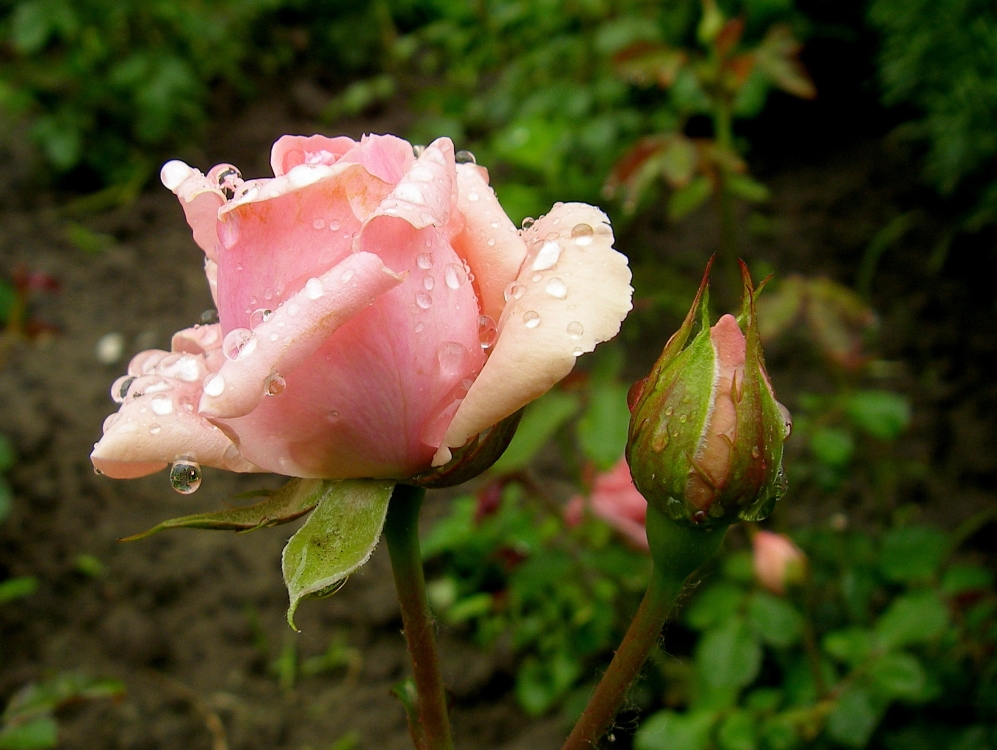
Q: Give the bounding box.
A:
[752,530,807,594]
[566,458,649,550]
[92,134,632,482]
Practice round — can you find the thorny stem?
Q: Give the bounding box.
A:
[384,484,453,750]
[562,509,728,749]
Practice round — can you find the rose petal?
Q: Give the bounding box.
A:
[270,134,358,176]
[199,252,404,419]
[172,323,222,355]
[369,138,454,231]
[338,133,416,185]
[451,164,528,322]
[161,161,226,262]
[435,203,632,464]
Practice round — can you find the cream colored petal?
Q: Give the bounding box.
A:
[451,164,528,322]
[435,203,632,464]
[161,160,225,262]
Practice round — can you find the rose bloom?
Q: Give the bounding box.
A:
[565,458,649,551]
[91,134,632,483]
[752,530,807,594]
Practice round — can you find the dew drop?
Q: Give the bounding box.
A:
[544,277,567,299]
[572,347,583,357]
[149,423,161,436]
[160,160,192,191]
[570,223,594,246]
[709,502,725,518]
[751,446,761,458]
[467,191,480,202]
[414,322,424,333]
[532,241,561,271]
[423,275,435,291]
[567,321,584,339]
[444,263,466,289]
[200,308,219,325]
[487,238,496,246]
[313,218,326,230]
[523,310,541,328]
[694,510,707,523]
[327,410,340,421]
[455,150,477,164]
[249,308,272,330]
[287,303,300,318]
[437,341,468,375]
[203,373,225,397]
[478,315,498,349]
[329,220,341,231]
[416,291,433,310]
[413,144,426,157]
[170,459,202,495]
[150,394,174,416]
[416,253,434,270]
[112,375,135,403]
[305,277,324,300]
[265,372,286,396]
[665,497,684,520]
[504,282,526,301]
[222,328,257,360]
[665,407,674,416]
[521,217,535,230]
[778,402,793,438]
[263,287,274,301]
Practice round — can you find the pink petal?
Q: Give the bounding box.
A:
[338,133,416,184]
[270,134,358,176]
[160,160,225,262]
[198,252,404,419]
[171,323,222,355]
[369,137,455,230]
[451,164,528,322]
[435,203,632,464]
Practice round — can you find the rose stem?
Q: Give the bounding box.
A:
[562,507,728,750]
[384,483,454,750]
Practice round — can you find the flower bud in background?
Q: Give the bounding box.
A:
[752,530,807,594]
[626,261,791,528]
[565,457,649,551]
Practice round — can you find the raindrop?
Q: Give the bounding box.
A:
[567,321,584,339]
[467,191,480,202]
[693,510,707,523]
[329,220,341,231]
[265,372,286,396]
[455,150,477,164]
[102,413,121,432]
[651,431,668,453]
[305,278,324,300]
[149,424,162,436]
[414,322,424,333]
[416,291,433,310]
[504,282,526,301]
[313,218,326,230]
[262,287,274,301]
[523,310,541,328]
[327,410,340,421]
[437,341,468,375]
[160,160,193,191]
[544,278,567,299]
[665,407,674,416]
[570,223,594,246]
[487,238,496,246]
[478,315,498,349]
[665,497,684,520]
[203,373,225,397]
[416,253,434,270]
[532,273,542,283]
[200,308,219,325]
[521,217,535,230]
[444,263,466,289]
[150,394,174,416]
[112,376,135,403]
[572,347,583,357]
[287,303,300,317]
[751,446,761,458]
[249,308,272,330]
[340,269,355,283]
[778,402,793,438]
[423,275,435,291]
[223,328,257,360]
[532,241,561,271]
[170,459,202,495]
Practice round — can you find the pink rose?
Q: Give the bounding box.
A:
[566,458,649,551]
[752,530,807,594]
[91,134,632,483]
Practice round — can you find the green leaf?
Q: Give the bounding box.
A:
[869,652,928,701]
[696,616,762,689]
[489,390,580,474]
[717,709,758,750]
[809,426,854,468]
[685,583,748,631]
[823,627,876,668]
[0,577,38,606]
[0,434,15,472]
[577,382,631,470]
[826,687,882,748]
[845,390,911,440]
[875,590,949,651]
[515,652,581,716]
[942,564,995,595]
[282,479,394,629]
[668,176,713,220]
[748,592,804,648]
[0,716,58,749]
[880,526,948,583]
[635,710,717,750]
[725,173,771,203]
[0,479,11,524]
[120,479,325,541]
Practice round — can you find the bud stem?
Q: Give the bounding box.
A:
[384,484,453,750]
[562,507,728,750]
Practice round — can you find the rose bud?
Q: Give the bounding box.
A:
[91,134,633,488]
[626,262,791,528]
[752,530,807,594]
[565,457,649,551]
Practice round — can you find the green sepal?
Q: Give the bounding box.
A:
[410,409,524,488]
[282,479,394,630]
[119,478,325,542]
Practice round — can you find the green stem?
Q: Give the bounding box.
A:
[384,484,453,750]
[562,509,727,750]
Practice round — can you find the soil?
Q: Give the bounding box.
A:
[1,77,995,750]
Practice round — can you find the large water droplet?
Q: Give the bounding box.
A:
[523,310,540,328]
[423,275,435,291]
[455,150,477,164]
[572,347,584,357]
[532,241,561,271]
[504,282,526,301]
[521,217,535,230]
[112,376,135,403]
[665,497,685,520]
[160,160,192,191]
[778,402,793,439]
[223,328,257,360]
[203,373,225,397]
[200,308,219,325]
[544,277,567,299]
[416,291,433,310]
[567,321,584,339]
[265,372,286,396]
[444,263,466,289]
[170,459,202,494]
[150,394,174,416]
[305,277,324,300]
[571,223,594,246]
[437,341,468,375]
[249,308,272,330]
[417,253,434,270]
[478,315,498,350]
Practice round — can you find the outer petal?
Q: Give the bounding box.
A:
[368,137,455,231]
[199,252,404,418]
[451,164,528,322]
[435,203,632,464]
[160,161,225,262]
[270,134,358,176]
[337,133,416,185]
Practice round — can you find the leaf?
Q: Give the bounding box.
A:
[754,25,816,100]
[685,583,748,631]
[942,564,995,595]
[879,526,947,583]
[0,578,38,606]
[823,627,876,668]
[120,479,326,541]
[748,592,804,648]
[846,390,911,441]
[725,173,771,203]
[668,176,713,220]
[869,652,928,701]
[489,390,580,474]
[875,590,949,651]
[515,652,581,716]
[809,426,854,469]
[635,710,718,750]
[0,716,58,750]
[826,687,882,748]
[282,479,394,629]
[717,709,758,750]
[577,382,631,470]
[696,616,762,689]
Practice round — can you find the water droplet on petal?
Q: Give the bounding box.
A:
[416,291,433,310]
[249,308,272,330]
[339,269,355,284]
[455,150,477,164]
[265,372,286,396]
[504,282,526,301]
[223,328,257,360]
[200,308,219,325]
[112,375,135,403]
[412,144,426,157]
[572,347,583,357]
[423,275,435,291]
[313,218,326,230]
[567,321,584,339]
[693,510,707,523]
[437,341,469,375]
[521,217,535,230]
[149,423,162,436]
[751,446,761,458]
[150,394,174,415]
[160,160,192,191]
[414,322,424,333]
[305,277,324,300]
[571,223,594,246]
[532,241,561,271]
[486,237,496,247]
[170,459,202,495]
[329,220,341,231]
[478,315,498,349]
[203,373,225,397]
[417,253,434,270]
[444,263,466,289]
[544,278,567,299]
[523,310,540,328]
[467,191,480,202]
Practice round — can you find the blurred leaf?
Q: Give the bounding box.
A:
[845,391,911,441]
[660,136,699,188]
[614,42,687,88]
[0,716,57,749]
[826,687,882,748]
[0,435,15,473]
[748,592,803,648]
[725,173,770,203]
[0,577,38,606]
[809,426,853,468]
[636,709,718,750]
[577,382,630,471]
[282,479,394,629]
[823,627,876,668]
[686,583,747,631]
[668,176,713,220]
[490,390,580,474]
[515,651,581,716]
[754,25,816,100]
[445,593,493,624]
[0,480,11,524]
[696,616,762,689]
[2,673,124,723]
[321,75,395,121]
[869,652,928,701]
[942,564,995,595]
[879,526,947,583]
[723,550,756,584]
[63,223,115,254]
[875,590,949,651]
[717,709,757,750]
